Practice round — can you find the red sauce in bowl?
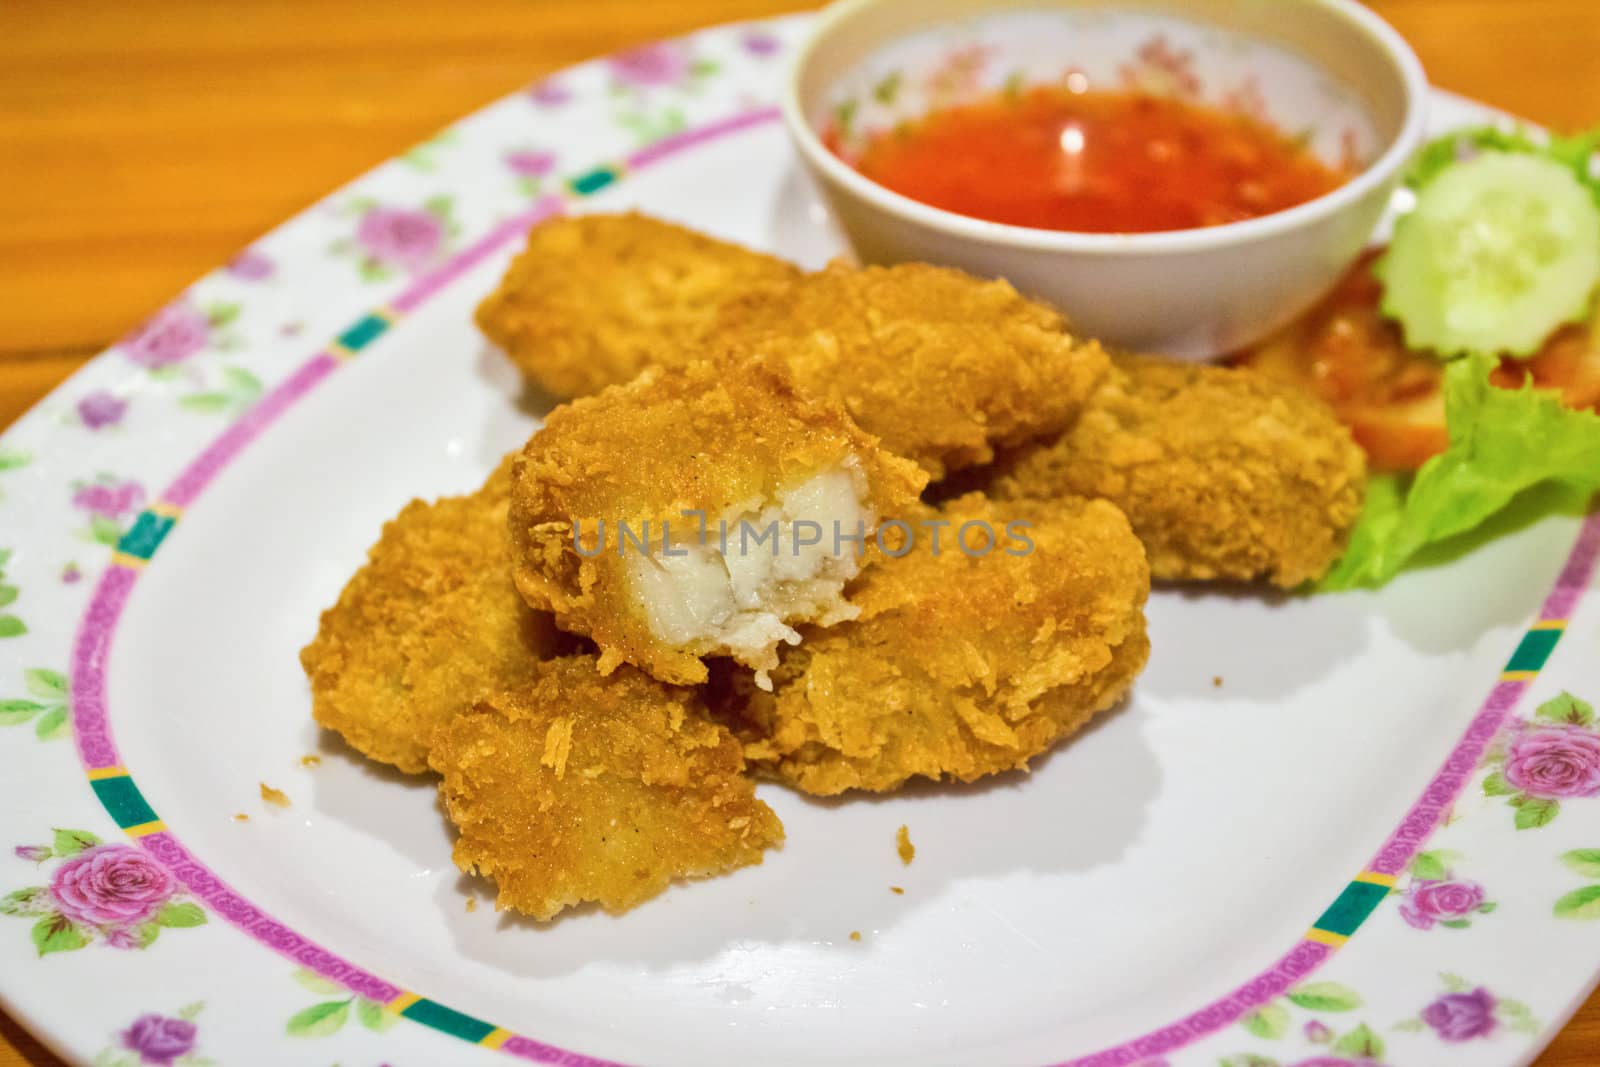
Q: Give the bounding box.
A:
[846,87,1351,234]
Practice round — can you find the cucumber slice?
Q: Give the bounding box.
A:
[1378,151,1600,357]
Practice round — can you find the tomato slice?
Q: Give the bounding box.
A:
[1232,250,1600,472]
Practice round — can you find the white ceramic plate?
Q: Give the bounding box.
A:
[2,15,1598,1067]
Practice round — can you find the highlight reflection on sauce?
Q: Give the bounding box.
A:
[845,87,1350,234]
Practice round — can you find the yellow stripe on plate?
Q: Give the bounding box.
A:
[86,766,128,781]
[1355,871,1398,888]
[1305,928,1349,948]
[124,820,167,838]
[1501,670,1539,682]
[388,992,423,1013]
[480,1028,513,1050]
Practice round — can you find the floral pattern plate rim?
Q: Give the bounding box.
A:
[1,14,1599,1067]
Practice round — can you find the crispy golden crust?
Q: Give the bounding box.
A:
[300,458,568,773]
[709,262,1110,479]
[475,213,801,398]
[430,658,784,920]
[989,355,1368,588]
[712,494,1150,794]
[509,357,927,685]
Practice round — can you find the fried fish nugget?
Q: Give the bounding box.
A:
[710,262,1110,479]
[713,494,1150,795]
[300,458,566,773]
[989,355,1367,588]
[475,213,801,398]
[510,358,926,687]
[430,658,784,920]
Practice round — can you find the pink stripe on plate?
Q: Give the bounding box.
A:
[163,353,341,509]
[625,106,782,169]
[71,565,139,771]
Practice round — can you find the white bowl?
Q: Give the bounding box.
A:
[782,0,1429,359]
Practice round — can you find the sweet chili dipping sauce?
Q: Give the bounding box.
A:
[849,87,1350,234]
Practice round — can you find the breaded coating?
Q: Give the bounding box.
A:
[712,494,1150,795]
[710,262,1110,479]
[300,458,567,773]
[510,357,926,687]
[430,658,784,920]
[475,213,801,398]
[989,355,1367,588]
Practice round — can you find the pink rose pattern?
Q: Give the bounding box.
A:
[1505,725,1600,798]
[120,304,211,368]
[924,44,993,105]
[528,79,570,107]
[355,206,444,273]
[225,248,275,281]
[609,42,691,88]
[1119,35,1202,98]
[504,150,556,178]
[97,1006,206,1067]
[51,847,174,926]
[1483,692,1600,828]
[741,29,780,57]
[505,150,557,197]
[120,1013,198,1066]
[72,477,145,521]
[1421,987,1498,1041]
[2,832,205,955]
[77,390,127,430]
[1400,878,1489,930]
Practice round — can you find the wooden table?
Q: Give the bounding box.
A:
[1,0,1598,1063]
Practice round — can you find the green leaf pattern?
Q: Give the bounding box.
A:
[1,667,70,743]
[0,548,24,638]
[285,969,399,1040]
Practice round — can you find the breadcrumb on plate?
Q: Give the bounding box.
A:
[299,456,571,773]
[430,657,784,921]
[896,825,915,865]
[713,494,1150,794]
[259,784,290,809]
[475,212,801,399]
[988,354,1366,588]
[509,357,925,687]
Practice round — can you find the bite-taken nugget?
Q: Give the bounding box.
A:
[475,212,801,398]
[431,657,784,921]
[709,261,1110,479]
[300,458,567,773]
[713,494,1150,795]
[989,355,1367,588]
[509,357,926,687]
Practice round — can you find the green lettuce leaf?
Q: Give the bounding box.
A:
[1323,354,1600,589]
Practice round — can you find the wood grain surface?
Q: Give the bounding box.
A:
[1,1,1598,1064]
